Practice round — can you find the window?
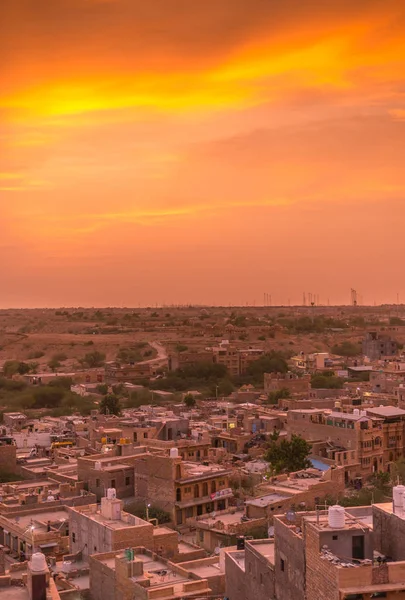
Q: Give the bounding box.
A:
[332,535,338,540]
[111,479,116,488]
[185,507,193,518]
[260,573,264,585]
[143,432,148,438]
[125,477,130,486]
[280,559,285,572]
[194,485,200,498]
[95,479,100,488]
[94,546,97,552]
[185,486,191,494]
[72,533,76,543]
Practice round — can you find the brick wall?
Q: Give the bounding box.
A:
[274,517,305,600]
[304,522,339,600]
[244,541,275,600]
[225,551,246,600]
[0,445,16,473]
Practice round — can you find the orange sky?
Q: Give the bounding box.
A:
[1,0,405,307]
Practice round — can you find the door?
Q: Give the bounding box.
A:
[352,535,365,560]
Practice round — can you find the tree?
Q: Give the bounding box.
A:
[265,434,312,474]
[266,388,291,405]
[81,351,106,368]
[32,386,65,408]
[175,344,188,353]
[99,394,121,416]
[48,377,73,390]
[391,457,405,484]
[184,393,196,408]
[311,375,343,389]
[52,352,68,363]
[3,361,31,378]
[48,359,61,372]
[331,341,361,357]
[246,352,289,382]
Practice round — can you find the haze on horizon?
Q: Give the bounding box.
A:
[1,0,405,308]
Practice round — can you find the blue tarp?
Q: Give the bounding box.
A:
[310,458,330,472]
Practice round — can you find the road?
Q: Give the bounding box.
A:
[138,341,168,367]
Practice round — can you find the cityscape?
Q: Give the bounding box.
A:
[2,0,405,599]
[0,306,405,599]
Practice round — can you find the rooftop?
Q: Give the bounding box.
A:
[367,406,405,418]
[248,540,275,564]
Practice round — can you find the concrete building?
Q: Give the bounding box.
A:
[264,372,311,394]
[68,491,156,560]
[225,539,275,600]
[363,331,398,360]
[287,408,386,479]
[135,454,233,527]
[273,501,405,600]
[89,547,212,600]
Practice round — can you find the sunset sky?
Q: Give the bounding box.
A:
[1,0,405,307]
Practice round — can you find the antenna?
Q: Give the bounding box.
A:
[351,288,357,307]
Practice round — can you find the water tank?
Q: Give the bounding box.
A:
[353,409,360,416]
[95,461,102,470]
[47,495,55,502]
[328,505,345,529]
[334,401,341,410]
[360,410,367,417]
[107,488,117,500]
[169,447,179,459]
[393,485,405,513]
[62,561,72,573]
[30,553,48,572]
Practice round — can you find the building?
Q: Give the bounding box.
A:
[135,453,233,527]
[274,502,405,600]
[287,408,386,479]
[105,362,155,383]
[264,372,311,394]
[89,547,212,600]
[3,412,27,430]
[363,331,398,360]
[69,491,157,560]
[225,539,275,600]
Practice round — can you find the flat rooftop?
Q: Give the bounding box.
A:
[16,509,70,532]
[249,540,275,564]
[72,506,148,530]
[195,511,249,529]
[247,493,290,507]
[367,407,405,418]
[184,561,222,579]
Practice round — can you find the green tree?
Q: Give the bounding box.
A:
[184,393,196,408]
[175,344,188,353]
[246,352,289,382]
[331,341,361,357]
[32,386,65,408]
[48,358,61,372]
[116,347,142,364]
[99,394,121,416]
[81,351,106,368]
[2,361,30,377]
[96,383,109,395]
[266,388,291,405]
[48,377,73,390]
[265,434,312,474]
[52,352,68,362]
[311,374,343,389]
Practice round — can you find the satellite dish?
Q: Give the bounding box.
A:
[267,526,274,538]
[214,546,221,555]
[286,510,296,523]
